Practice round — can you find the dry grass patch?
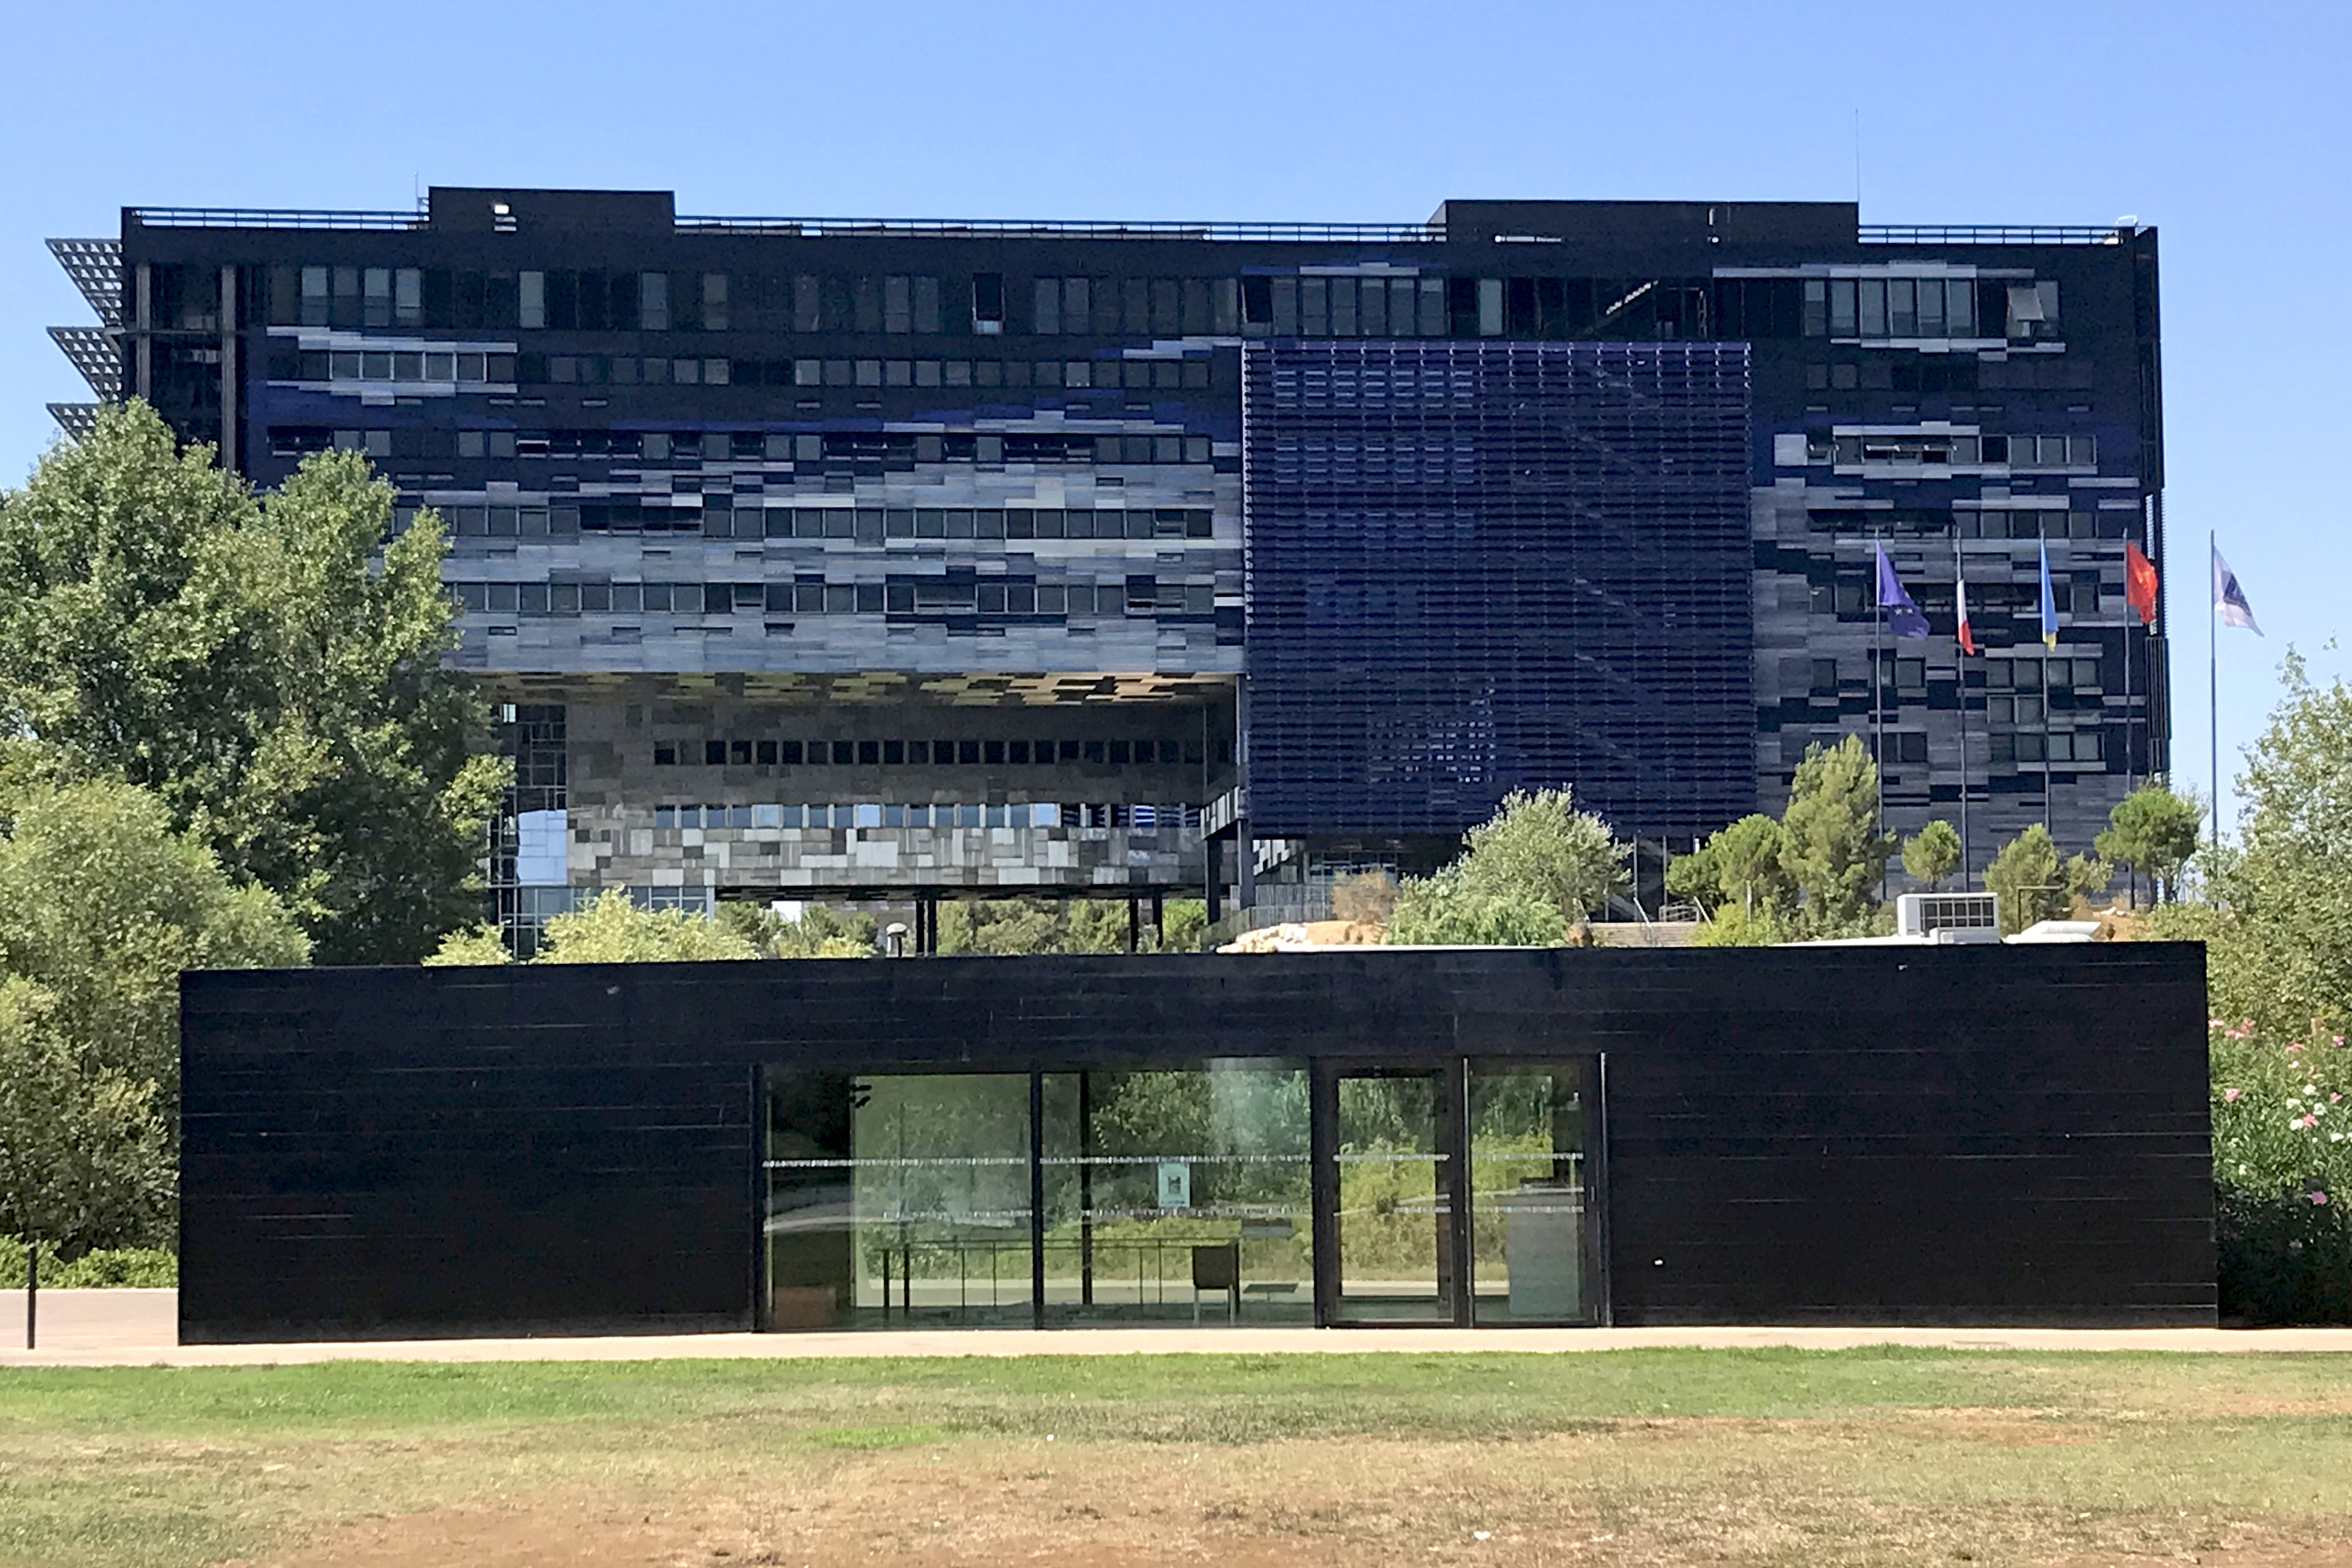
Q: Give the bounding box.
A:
[3,1351,2350,1568]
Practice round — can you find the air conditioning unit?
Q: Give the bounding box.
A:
[1896,892,2001,943]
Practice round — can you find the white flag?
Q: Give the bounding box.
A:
[2213,545,2262,635]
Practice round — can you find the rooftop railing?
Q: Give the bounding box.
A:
[131,208,426,231]
[124,208,2140,246]
[676,215,1446,242]
[1861,224,2140,246]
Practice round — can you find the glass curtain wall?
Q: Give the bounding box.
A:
[765,1071,1033,1329]
[1040,1061,1311,1325]
[766,1057,1599,1331]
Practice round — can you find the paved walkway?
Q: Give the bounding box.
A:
[7,1290,2352,1368]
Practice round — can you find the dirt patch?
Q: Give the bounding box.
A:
[233,1432,2352,1568]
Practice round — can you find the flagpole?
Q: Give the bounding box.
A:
[2210,528,2219,844]
[1874,532,1888,901]
[1955,526,1971,890]
[2040,529,2053,835]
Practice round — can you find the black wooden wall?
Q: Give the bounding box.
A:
[179,943,2212,1340]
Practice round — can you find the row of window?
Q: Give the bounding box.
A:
[1804,655,2107,695]
[1806,432,2097,468]
[288,346,1217,394]
[1803,356,2096,395]
[1813,578,2107,619]
[380,499,1223,544]
[577,503,1218,542]
[1991,730,2106,763]
[246,264,2061,345]
[653,801,1197,832]
[274,425,1216,473]
[1804,508,2131,540]
[457,578,1211,618]
[654,738,1208,770]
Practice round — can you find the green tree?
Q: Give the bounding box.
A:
[423,924,513,966]
[0,979,172,1260]
[1687,903,1786,947]
[1901,819,1964,892]
[1674,813,1796,922]
[0,403,507,964]
[533,890,759,963]
[1779,736,1896,935]
[1159,897,1209,952]
[1984,825,2066,935]
[1663,838,1720,914]
[2169,654,2352,1037]
[1450,788,1626,924]
[2096,781,2203,902]
[1385,867,1571,947]
[0,779,308,1251]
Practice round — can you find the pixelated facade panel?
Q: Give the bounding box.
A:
[1243,341,1753,839]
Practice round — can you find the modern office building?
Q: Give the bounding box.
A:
[48,191,2167,941]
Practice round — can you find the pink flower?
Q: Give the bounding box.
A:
[2210,1018,2229,1029]
[2223,1088,2243,1103]
[2335,1093,2345,1104]
[2313,1191,2332,1206]
[2286,1043,2304,1053]
[2299,1114,2320,1129]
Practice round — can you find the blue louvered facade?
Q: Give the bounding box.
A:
[1242,341,1753,840]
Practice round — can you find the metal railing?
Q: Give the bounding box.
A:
[130,207,426,231]
[678,215,1445,242]
[124,207,2137,247]
[1861,224,2138,247]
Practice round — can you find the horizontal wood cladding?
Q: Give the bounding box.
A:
[180,943,2212,1339]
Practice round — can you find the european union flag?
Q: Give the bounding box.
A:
[1873,543,1929,639]
[2038,540,2059,648]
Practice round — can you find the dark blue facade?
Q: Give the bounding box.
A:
[1242,342,1753,839]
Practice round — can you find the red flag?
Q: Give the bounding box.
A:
[1956,573,1977,656]
[2124,542,2159,626]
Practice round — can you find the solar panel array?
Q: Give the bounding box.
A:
[1241,340,1754,840]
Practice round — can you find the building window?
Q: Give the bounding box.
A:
[641,272,670,331]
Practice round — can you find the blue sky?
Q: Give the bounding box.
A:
[2,0,2340,833]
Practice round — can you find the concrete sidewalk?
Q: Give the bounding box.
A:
[7,1290,2352,1368]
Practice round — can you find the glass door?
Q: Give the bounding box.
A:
[1320,1068,1463,1323]
[1467,1061,1601,1325]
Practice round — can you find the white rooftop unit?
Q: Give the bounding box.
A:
[1895,893,2002,944]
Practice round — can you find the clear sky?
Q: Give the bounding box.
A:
[2,0,2341,834]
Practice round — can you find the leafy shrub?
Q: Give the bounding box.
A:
[0,1237,177,1288]
[2208,1019,2352,1322]
[2216,1185,2352,1324]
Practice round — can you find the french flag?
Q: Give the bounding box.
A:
[1956,573,1976,656]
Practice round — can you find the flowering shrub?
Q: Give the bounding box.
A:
[2209,1020,2352,1321]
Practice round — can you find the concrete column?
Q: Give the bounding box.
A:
[1205,836,1222,924]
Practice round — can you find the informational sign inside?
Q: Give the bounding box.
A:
[1155,1160,1191,1209]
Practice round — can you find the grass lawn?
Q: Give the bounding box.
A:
[2,1350,2350,1567]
